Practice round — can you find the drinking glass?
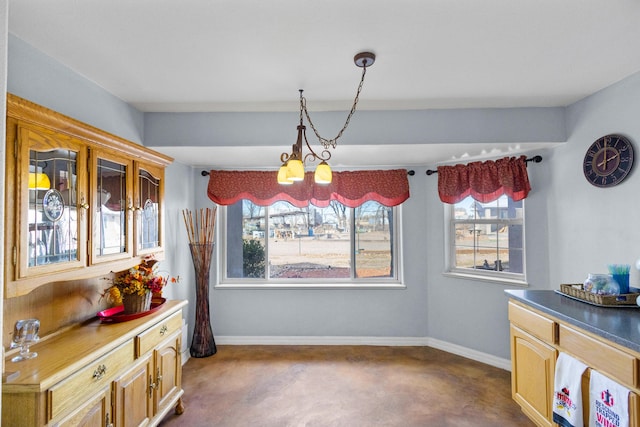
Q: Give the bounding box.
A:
[10,319,40,362]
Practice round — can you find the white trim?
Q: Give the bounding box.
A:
[424,337,512,371]
[443,196,527,285]
[442,271,529,287]
[214,335,511,371]
[214,283,407,290]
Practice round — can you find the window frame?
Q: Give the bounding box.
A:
[217,201,405,290]
[443,197,528,286]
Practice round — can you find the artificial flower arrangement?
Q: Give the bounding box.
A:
[104,256,178,305]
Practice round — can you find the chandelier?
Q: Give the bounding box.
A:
[277,51,376,185]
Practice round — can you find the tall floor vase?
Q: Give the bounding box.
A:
[188,242,217,357]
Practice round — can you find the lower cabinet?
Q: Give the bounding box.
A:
[509,300,640,427]
[112,328,183,427]
[112,353,153,426]
[510,325,556,427]
[153,335,183,416]
[2,300,187,427]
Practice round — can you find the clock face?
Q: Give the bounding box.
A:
[583,134,634,187]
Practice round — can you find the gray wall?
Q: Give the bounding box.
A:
[552,72,640,284]
[8,31,640,362]
[7,35,144,145]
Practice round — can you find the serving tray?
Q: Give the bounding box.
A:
[97,298,166,323]
[556,284,640,308]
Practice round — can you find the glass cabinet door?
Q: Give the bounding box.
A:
[134,163,164,255]
[90,151,133,264]
[17,126,87,278]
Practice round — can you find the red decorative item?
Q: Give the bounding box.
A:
[437,155,531,204]
[97,298,166,323]
[206,169,410,207]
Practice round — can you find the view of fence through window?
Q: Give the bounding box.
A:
[452,195,524,274]
[227,199,395,280]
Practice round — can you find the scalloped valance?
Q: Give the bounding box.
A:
[437,155,531,204]
[206,169,410,208]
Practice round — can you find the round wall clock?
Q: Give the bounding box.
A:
[583,134,634,187]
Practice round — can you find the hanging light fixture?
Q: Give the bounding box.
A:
[278,51,375,185]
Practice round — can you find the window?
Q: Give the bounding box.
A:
[445,195,525,283]
[222,199,400,286]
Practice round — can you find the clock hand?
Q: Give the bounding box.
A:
[597,153,619,169]
[603,139,608,169]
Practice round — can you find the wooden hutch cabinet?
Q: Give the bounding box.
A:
[4,94,172,298]
[2,95,183,426]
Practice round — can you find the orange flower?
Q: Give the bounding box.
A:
[103,257,179,305]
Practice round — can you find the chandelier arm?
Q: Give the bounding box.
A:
[302,65,368,149]
[302,127,331,163]
[280,152,292,163]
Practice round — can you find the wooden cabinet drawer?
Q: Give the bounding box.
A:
[48,339,134,421]
[559,324,638,388]
[136,312,182,357]
[508,302,557,343]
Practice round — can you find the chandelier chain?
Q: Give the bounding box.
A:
[301,65,368,150]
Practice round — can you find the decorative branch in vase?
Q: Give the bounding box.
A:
[182,207,218,357]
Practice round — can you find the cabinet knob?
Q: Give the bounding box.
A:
[160,325,168,336]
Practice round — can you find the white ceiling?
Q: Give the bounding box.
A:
[8,0,640,167]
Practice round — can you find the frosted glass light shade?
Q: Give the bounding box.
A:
[287,159,304,181]
[277,164,293,185]
[314,161,332,184]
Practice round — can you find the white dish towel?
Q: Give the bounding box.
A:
[553,352,588,427]
[589,369,630,427]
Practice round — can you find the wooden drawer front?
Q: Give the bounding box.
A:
[559,324,638,388]
[48,339,134,421]
[136,312,182,356]
[508,302,556,343]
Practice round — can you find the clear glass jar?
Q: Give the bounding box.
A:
[583,273,620,295]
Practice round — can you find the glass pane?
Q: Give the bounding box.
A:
[505,224,524,273]
[468,196,521,220]
[454,222,475,268]
[269,201,351,279]
[354,202,393,278]
[476,239,500,270]
[96,158,127,256]
[137,168,160,251]
[28,149,79,266]
[453,196,524,273]
[227,200,266,278]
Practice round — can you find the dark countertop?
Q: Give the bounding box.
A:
[505,289,640,354]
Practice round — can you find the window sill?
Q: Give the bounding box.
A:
[442,271,529,287]
[215,282,407,290]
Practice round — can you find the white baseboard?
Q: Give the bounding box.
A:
[214,335,511,371]
[424,337,511,371]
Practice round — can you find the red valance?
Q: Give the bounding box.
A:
[206,169,410,208]
[437,155,531,204]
